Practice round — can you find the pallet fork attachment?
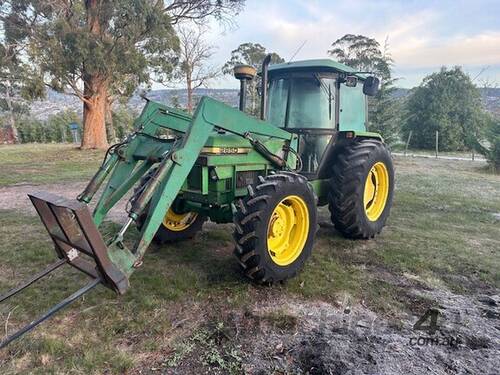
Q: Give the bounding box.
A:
[0,191,129,349]
[0,276,101,349]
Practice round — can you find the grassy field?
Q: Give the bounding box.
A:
[0,144,103,186]
[0,144,499,374]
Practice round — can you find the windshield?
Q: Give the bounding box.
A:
[267,75,335,129]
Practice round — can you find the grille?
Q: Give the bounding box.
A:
[236,170,264,188]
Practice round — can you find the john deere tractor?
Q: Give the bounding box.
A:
[0,55,394,347]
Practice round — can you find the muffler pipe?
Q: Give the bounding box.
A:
[260,54,272,120]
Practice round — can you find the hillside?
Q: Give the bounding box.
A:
[24,87,500,120]
[29,88,240,120]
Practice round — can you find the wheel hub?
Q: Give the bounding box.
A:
[363,162,389,221]
[267,195,309,266]
[162,208,198,231]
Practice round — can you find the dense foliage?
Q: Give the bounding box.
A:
[14,110,80,143]
[111,106,137,141]
[484,117,500,171]
[7,106,137,144]
[402,67,488,151]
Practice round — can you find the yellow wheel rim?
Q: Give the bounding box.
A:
[162,208,198,232]
[267,195,309,266]
[363,162,389,221]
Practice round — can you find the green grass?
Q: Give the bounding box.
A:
[0,144,499,373]
[0,144,103,186]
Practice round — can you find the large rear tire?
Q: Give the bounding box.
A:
[233,172,317,283]
[328,138,394,239]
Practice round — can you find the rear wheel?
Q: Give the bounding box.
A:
[328,139,394,239]
[233,172,317,283]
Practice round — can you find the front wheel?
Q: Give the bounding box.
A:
[233,172,317,283]
[328,139,394,239]
[153,207,206,244]
[134,169,206,243]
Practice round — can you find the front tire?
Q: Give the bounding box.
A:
[328,139,394,239]
[134,169,206,243]
[153,208,206,244]
[233,172,317,283]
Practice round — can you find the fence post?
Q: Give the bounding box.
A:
[404,131,413,156]
[472,149,475,161]
[435,131,439,159]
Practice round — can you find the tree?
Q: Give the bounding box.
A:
[1,0,244,149]
[484,116,500,172]
[0,17,43,143]
[112,106,137,141]
[328,34,400,144]
[402,67,488,151]
[0,41,24,143]
[223,43,284,115]
[176,24,219,113]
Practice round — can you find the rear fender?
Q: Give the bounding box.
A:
[316,131,383,180]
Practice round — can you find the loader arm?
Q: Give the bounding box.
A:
[114,96,294,272]
[33,96,294,294]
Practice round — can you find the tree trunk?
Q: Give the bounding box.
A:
[105,98,116,144]
[4,81,19,143]
[81,76,108,149]
[81,0,108,149]
[186,69,193,113]
[187,83,193,113]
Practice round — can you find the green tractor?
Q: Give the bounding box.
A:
[0,55,394,347]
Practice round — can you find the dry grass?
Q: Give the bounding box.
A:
[0,145,499,373]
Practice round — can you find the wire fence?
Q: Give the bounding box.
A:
[394,130,486,161]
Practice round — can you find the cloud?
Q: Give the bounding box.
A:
[394,32,500,67]
[173,0,500,89]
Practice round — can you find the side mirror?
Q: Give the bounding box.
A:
[363,76,380,96]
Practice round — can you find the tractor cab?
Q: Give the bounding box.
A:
[265,59,379,175]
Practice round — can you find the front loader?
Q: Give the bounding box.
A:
[0,56,394,348]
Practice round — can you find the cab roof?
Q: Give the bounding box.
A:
[268,59,365,79]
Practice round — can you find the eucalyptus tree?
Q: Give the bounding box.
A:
[329,34,400,144]
[223,43,284,116]
[0,0,244,148]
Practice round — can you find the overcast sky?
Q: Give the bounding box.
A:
[186,0,500,90]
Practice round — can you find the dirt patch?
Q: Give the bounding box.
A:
[152,287,499,374]
[0,182,129,224]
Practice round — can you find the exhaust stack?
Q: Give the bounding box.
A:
[260,54,272,120]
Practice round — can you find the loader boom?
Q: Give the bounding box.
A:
[79,96,294,290]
